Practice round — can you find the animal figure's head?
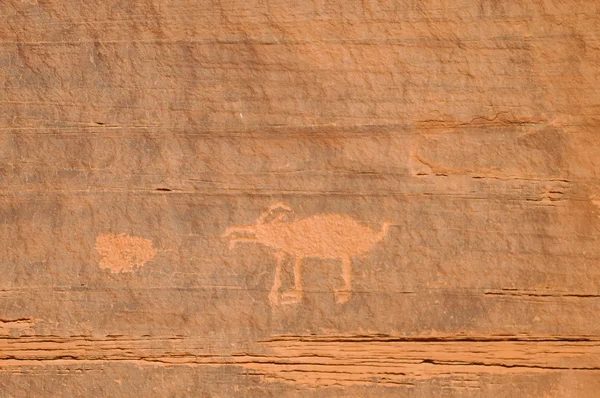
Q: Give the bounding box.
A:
[222,202,293,250]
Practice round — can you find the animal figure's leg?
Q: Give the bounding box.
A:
[335,257,352,304]
[293,257,303,292]
[281,257,303,304]
[269,252,285,305]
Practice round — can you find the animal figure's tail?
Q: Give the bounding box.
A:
[376,221,392,241]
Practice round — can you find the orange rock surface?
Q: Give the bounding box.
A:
[1,0,600,396]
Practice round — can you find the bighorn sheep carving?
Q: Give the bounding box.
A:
[223,203,391,305]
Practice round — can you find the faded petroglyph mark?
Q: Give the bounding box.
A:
[0,318,35,335]
[408,143,433,176]
[223,203,391,305]
[591,196,600,211]
[95,233,157,273]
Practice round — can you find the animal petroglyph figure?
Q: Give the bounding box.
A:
[223,203,391,305]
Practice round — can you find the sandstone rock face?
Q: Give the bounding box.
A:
[1,1,600,396]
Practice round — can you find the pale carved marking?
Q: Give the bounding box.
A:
[223,202,391,305]
[95,233,157,273]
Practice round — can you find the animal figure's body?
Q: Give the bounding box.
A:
[223,203,391,305]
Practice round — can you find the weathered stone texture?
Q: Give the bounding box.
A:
[1,0,600,396]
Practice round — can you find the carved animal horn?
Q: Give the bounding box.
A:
[257,202,293,224]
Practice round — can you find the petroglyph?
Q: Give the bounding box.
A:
[223,203,391,305]
[95,233,157,273]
